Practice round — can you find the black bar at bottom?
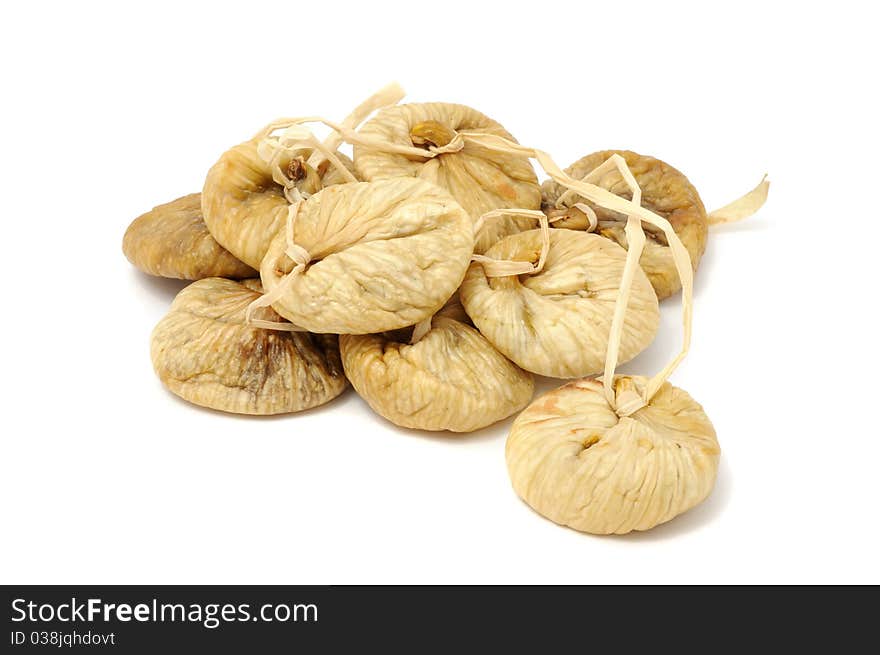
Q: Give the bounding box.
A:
[1,585,875,651]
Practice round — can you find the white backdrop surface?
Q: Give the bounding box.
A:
[1,1,877,584]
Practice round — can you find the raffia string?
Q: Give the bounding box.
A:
[520,152,653,413]
[555,162,769,231]
[244,197,310,332]
[471,209,551,277]
[259,109,472,165]
[256,84,407,212]
[254,83,404,146]
[258,123,358,195]
[343,120,767,232]
[553,154,641,210]
[602,210,650,415]
[594,170,649,414]
[532,146,695,414]
[708,175,769,225]
[548,155,651,412]
[566,203,599,232]
[260,116,429,159]
[307,82,405,169]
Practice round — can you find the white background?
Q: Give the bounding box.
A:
[1,1,878,584]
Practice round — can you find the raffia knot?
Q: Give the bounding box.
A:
[284,242,311,271]
[471,208,550,278]
[428,132,465,155]
[410,120,465,156]
[282,184,302,205]
[613,388,647,418]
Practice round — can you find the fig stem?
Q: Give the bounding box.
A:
[410,120,457,149]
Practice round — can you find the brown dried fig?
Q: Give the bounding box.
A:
[201,142,356,269]
[542,150,707,300]
[460,228,659,378]
[151,278,347,415]
[340,316,534,432]
[122,194,255,280]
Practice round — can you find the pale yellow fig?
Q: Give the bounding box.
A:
[353,102,541,253]
[340,315,534,433]
[123,193,255,280]
[506,376,719,535]
[459,228,659,378]
[542,150,707,300]
[201,142,356,269]
[151,278,347,415]
[260,178,473,335]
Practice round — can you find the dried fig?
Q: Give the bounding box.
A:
[353,103,541,253]
[122,193,255,280]
[340,316,534,433]
[201,142,356,269]
[460,228,659,378]
[151,278,347,415]
[260,178,473,335]
[506,376,719,535]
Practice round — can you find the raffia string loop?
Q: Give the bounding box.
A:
[426,131,466,155]
[568,203,599,232]
[308,82,405,169]
[244,198,310,332]
[471,209,550,277]
[256,83,408,199]
[259,121,358,191]
[554,153,641,209]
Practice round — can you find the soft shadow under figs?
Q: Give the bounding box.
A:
[129,269,189,302]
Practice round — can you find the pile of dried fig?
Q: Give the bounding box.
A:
[124,85,767,535]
